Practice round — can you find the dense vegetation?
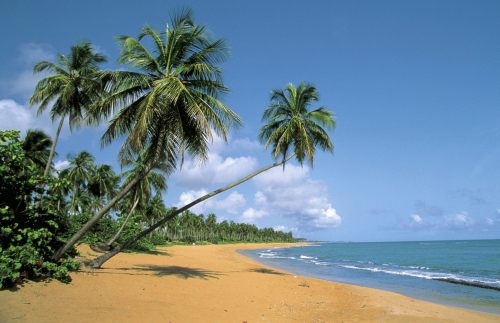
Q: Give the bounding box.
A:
[1,9,334,287]
[0,131,77,288]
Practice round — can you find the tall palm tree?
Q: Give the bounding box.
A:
[89,82,335,268]
[22,129,53,173]
[29,42,106,177]
[53,10,240,260]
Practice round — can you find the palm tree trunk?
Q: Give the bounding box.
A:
[104,198,140,248]
[44,117,64,177]
[89,155,294,268]
[52,165,152,261]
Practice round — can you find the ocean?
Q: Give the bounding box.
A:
[242,239,500,314]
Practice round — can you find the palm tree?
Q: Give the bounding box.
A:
[89,82,335,268]
[60,151,95,213]
[29,42,106,177]
[52,10,240,261]
[22,129,53,173]
[98,156,168,250]
[89,165,119,200]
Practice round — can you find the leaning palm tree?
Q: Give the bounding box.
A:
[89,82,335,268]
[29,42,106,177]
[22,129,53,173]
[52,10,241,261]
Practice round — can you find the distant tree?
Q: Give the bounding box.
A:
[60,151,95,213]
[89,164,119,203]
[97,155,167,250]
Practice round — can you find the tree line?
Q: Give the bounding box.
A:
[0,9,335,288]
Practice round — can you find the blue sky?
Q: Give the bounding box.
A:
[1,0,500,241]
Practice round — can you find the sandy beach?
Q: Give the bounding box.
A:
[0,243,498,323]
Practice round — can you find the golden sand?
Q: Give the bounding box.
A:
[0,243,498,322]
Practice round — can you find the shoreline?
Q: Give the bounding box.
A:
[0,242,498,322]
[239,243,500,315]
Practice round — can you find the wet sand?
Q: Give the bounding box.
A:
[0,243,498,322]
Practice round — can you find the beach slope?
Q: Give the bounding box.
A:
[0,243,498,322]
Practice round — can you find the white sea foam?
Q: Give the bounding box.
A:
[299,255,317,260]
[339,265,500,289]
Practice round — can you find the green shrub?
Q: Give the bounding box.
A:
[0,130,78,288]
[67,212,118,245]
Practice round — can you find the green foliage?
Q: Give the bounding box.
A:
[259,83,335,166]
[0,130,78,288]
[151,210,296,245]
[67,212,118,245]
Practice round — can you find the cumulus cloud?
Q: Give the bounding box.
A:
[241,208,268,223]
[273,225,297,232]
[54,159,70,171]
[445,212,475,229]
[176,190,246,215]
[0,99,52,134]
[252,164,341,230]
[174,152,258,189]
[409,214,423,226]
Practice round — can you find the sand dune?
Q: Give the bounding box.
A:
[1,243,498,322]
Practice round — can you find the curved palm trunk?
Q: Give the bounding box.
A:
[89,155,294,268]
[44,117,64,177]
[52,165,152,261]
[103,198,140,248]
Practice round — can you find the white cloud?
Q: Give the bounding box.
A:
[54,159,70,171]
[176,190,246,215]
[445,212,475,229]
[241,208,268,223]
[312,207,342,228]
[0,99,53,134]
[175,152,258,189]
[252,164,341,230]
[409,214,423,226]
[213,191,246,214]
[273,225,297,232]
[486,217,494,226]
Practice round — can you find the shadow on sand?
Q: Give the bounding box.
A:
[93,265,222,280]
[249,267,287,275]
[135,265,221,279]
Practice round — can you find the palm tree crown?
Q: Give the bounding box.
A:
[259,82,335,166]
[29,42,106,176]
[97,9,241,167]
[30,42,107,128]
[22,129,53,173]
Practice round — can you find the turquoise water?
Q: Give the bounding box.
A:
[242,240,500,314]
